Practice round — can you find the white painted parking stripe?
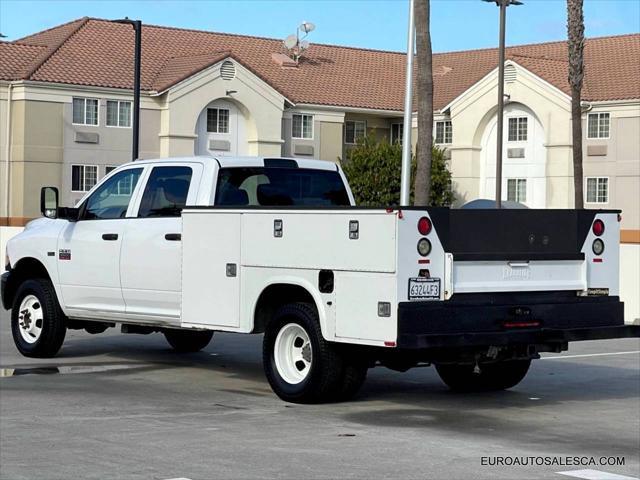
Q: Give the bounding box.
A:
[542,351,640,360]
[557,469,639,480]
[163,477,192,480]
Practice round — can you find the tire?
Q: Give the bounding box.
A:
[263,302,345,404]
[333,361,368,401]
[163,329,213,353]
[11,278,67,358]
[436,359,531,392]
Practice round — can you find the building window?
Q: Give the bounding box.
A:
[391,123,403,144]
[507,178,527,203]
[207,108,230,133]
[587,112,610,139]
[508,117,528,142]
[72,97,99,126]
[344,120,366,145]
[105,166,117,175]
[586,177,609,203]
[106,100,132,127]
[71,165,98,192]
[292,114,313,139]
[435,121,452,144]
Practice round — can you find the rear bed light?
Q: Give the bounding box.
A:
[592,219,605,236]
[417,217,432,235]
[417,238,431,257]
[592,238,605,256]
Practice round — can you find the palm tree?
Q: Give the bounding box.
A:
[567,0,585,208]
[413,0,433,205]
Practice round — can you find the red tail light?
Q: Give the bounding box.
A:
[592,219,605,236]
[418,217,432,235]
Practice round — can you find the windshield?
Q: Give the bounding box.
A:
[215,167,351,206]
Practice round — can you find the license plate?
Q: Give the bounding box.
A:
[408,278,441,300]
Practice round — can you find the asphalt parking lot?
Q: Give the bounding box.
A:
[0,307,638,480]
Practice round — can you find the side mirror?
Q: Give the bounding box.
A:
[40,187,59,219]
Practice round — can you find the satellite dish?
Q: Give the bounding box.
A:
[299,21,315,34]
[300,40,309,50]
[283,34,297,50]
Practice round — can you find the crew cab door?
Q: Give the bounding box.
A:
[120,164,202,320]
[57,167,144,314]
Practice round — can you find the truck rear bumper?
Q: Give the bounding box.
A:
[397,293,639,349]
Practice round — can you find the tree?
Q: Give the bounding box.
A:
[567,0,585,209]
[342,136,454,207]
[413,0,434,205]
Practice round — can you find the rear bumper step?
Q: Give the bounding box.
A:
[397,295,638,349]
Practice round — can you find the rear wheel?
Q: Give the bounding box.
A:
[163,329,213,353]
[11,278,66,358]
[333,360,368,401]
[263,302,347,404]
[436,359,531,392]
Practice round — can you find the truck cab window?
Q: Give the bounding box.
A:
[138,166,193,218]
[81,168,143,220]
[215,167,350,206]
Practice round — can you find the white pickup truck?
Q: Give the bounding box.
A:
[2,156,638,403]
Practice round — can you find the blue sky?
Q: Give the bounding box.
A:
[1,0,638,52]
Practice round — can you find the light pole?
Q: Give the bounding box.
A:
[400,0,415,206]
[112,18,142,161]
[483,0,522,208]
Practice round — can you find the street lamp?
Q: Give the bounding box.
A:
[112,18,142,161]
[483,0,523,208]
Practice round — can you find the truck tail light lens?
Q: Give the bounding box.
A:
[417,217,432,235]
[592,219,605,236]
[417,238,431,257]
[592,238,605,256]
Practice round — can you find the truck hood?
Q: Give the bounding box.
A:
[24,217,55,231]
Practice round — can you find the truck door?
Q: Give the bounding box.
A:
[120,164,202,320]
[57,167,144,314]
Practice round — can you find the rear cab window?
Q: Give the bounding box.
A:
[215,167,351,206]
[138,166,194,217]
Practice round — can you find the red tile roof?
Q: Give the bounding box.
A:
[0,43,48,80]
[2,18,639,110]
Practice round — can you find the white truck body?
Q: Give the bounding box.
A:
[3,156,636,402]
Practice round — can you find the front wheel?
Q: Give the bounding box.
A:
[435,359,531,392]
[263,302,346,404]
[11,278,67,358]
[163,329,213,353]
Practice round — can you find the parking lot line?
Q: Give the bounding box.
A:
[557,469,639,480]
[542,351,640,360]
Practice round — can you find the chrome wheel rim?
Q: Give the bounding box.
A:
[274,323,312,385]
[17,295,44,344]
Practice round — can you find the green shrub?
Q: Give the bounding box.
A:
[428,144,456,207]
[341,135,454,207]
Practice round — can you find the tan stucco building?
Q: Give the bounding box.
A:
[1,19,639,238]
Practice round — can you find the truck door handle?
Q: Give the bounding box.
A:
[102,233,118,241]
[165,233,181,241]
[508,261,530,268]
